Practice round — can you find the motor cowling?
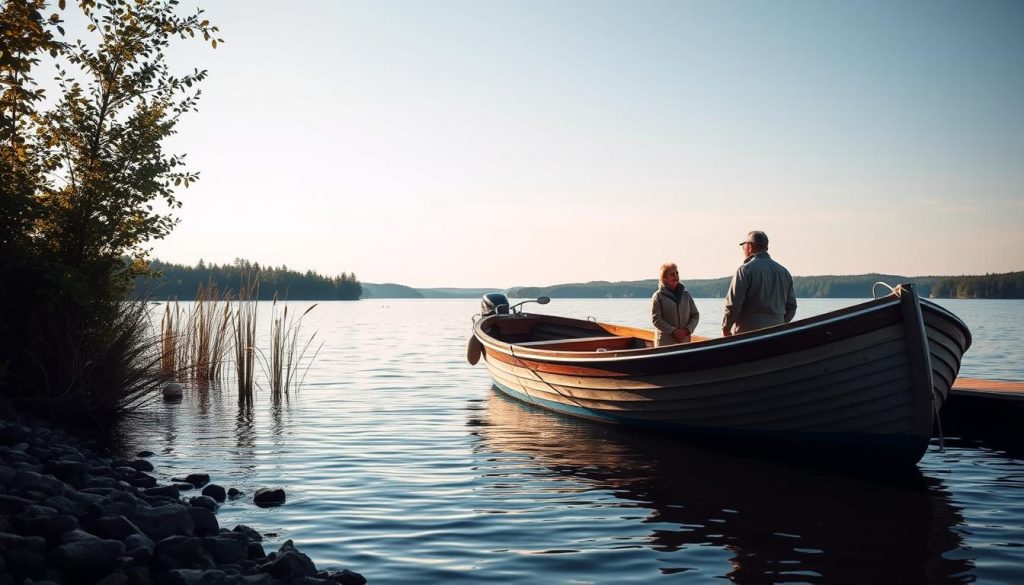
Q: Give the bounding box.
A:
[481,293,510,316]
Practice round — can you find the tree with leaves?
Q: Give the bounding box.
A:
[0,0,222,422]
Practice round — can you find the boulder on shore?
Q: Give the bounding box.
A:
[0,416,365,585]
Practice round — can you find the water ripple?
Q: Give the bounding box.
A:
[119,299,1024,584]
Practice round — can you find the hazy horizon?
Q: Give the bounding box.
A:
[150,257,1017,291]
[143,1,1023,288]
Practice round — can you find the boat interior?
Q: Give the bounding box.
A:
[483,315,710,351]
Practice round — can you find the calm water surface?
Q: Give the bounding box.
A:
[121,299,1024,584]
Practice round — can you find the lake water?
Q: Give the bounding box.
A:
[121,298,1024,584]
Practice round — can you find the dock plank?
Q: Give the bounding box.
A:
[951,377,1024,401]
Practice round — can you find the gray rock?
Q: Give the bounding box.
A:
[92,514,146,540]
[0,494,35,514]
[127,458,155,472]
[80,486,122,498]
[89,464,118,477]
[202,536,249,564]
[202,484,227,503]
[260,539,317,580]
[123,565,156,585]
[97,572,130,585]
[189,495,218,512]
[227,488,243,500]
[153,535,217,572]
[53,448,85,462]
[143,484,181,499]
[15,511,77,542]
[125,530,157,565]
[0,465,15,486]
[62,528,101,542]
[163,569,229,585]
[141,494,183,508]
[137,450,155,458]
[43,460,88,487]
[129,504,196,541]
[164,382,184,399]
[26,446,52,462]
[49,537,126,573]
[246,541,266,560]
[12,470,68,497]
[127,472,158,489]
[42,495,81,516]
[125,532,156,553]
[253,487,285,507]
[232,524,262,542]
[85,475,129,490]
[0,421,31,444]
[235,574,276,585]
[0,446,32,465]
[9,461,43,473]
[318,569,367,585]
[184,473,211,487]
[0,532,47,577]
[187,506,220,537]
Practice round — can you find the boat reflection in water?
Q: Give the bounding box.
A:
[469,390,972,583]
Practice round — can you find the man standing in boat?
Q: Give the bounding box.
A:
[652,263,700,346]
[722,231,797,336]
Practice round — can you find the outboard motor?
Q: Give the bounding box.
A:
[481,293,510,316]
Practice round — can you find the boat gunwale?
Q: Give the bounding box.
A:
[476,294,905,363]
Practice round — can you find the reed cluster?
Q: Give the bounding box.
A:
[160,301,185,378]
[156,273,321,403]
[266,294,323,401]
[233,274,259,402]
[1,294,169,423]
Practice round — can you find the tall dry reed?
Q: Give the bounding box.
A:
[233,272,259,402]
[264,292,323,400]
[186,281,233,385]
[159,300,186,378]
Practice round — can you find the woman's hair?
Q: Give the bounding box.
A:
[659,262,678,286]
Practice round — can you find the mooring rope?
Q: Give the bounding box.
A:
[508,344,599,415]
[872,281,898,299]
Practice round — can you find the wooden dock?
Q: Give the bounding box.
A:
[952,378,1024,402]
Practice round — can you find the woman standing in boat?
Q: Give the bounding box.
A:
[651,262,700,347]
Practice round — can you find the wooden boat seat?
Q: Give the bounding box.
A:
[518,335,637,351]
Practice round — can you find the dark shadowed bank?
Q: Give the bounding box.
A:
[0,415,366,585]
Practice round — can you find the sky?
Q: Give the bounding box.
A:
[134,0,1024,288]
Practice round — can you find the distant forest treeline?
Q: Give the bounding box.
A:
[507,271,1024,299]
[134,259,363,300]
[134,262,1023,300]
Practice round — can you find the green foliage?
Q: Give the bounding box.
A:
[930,272,1024,299]
[0,0,220,423]
[0,0,60,265]
[31,0,222,299]
[135,259,364,301]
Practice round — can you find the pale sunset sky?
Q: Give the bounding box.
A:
[144,0,1024,288]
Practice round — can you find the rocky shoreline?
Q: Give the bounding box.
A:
[0,417,366,585]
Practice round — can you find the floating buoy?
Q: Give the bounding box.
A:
[466,336,482,365]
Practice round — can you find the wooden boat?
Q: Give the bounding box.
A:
[467,284,972,465]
